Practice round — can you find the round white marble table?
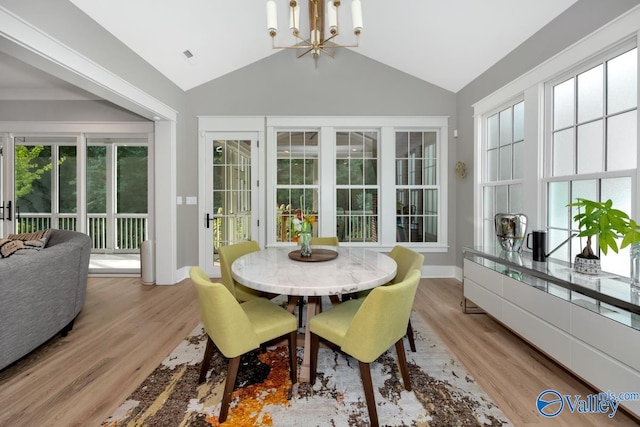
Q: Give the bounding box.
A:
[232,246,397,381]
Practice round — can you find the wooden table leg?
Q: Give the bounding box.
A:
[299,295,321,382]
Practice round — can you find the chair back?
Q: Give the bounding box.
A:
[189,267,260,358]
[218,240,260,299]
[309,236,339,246]
[342,269,421,362]
[389,245,424,284]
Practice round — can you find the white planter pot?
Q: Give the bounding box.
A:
[574,256,601,275]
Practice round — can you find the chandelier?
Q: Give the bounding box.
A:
[266,0,363,62]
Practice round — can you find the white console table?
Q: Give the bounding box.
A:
[463,247,640,418]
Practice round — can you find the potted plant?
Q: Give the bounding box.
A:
[567,198,640,275]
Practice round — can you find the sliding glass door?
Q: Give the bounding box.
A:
[0,132,150,272]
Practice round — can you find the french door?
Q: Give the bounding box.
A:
[0,135,78,237]
[0,131,150,272]
[202,132,259,275]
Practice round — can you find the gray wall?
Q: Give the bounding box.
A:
[2,0,639,273]
[0,100,148,122]
[185,49,457,267]
[455,0,640,266]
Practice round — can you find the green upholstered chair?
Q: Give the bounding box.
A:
[357,245,424,352]
[190,267,297,423]
[309,236,339,246]
[309,269,421,427]
[218,240,277,302]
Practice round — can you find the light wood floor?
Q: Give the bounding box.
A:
[0,276,637,426]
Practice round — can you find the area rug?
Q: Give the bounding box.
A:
[102,311,511,427]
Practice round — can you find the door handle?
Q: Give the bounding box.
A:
[0,200,11,221]
[205,212,214,229]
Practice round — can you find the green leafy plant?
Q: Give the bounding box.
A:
[567,198,640,257]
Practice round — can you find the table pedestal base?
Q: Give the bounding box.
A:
[286,295,341,382]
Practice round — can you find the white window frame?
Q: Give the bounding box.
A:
[543,42,637,272]
[473,10,640,250]
[266,116,449,251]
[479,97,526,249]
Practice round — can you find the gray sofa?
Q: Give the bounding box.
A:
[0,229,91,370]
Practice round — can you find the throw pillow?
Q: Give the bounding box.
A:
[0,239,25,258]
[0,229,52,258]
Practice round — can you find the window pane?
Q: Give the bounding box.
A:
[364,159,377,185]
[59,146,77,214]
[487,148,498,182]
[15,145,52,214]
[487,114,499,149]
[499,108,513,146]
[87,146,106,214]
[495,185,508,213]
[548,181,569,228]
[117,146,148,213]
[552,129,574,176]
[483,186,494,220]
[513,101,524,142]
[276,131,319,242]
[340,131,379,243]
[577,120,603,174]
[601,177,632,218]
[607,110,637,171]
[570,179,597,225]
[395,159,407,185]
[304,158,317,185]
[577,64,603,123]
[548,229,572,262]
[483,219,496,249]
[513,141,523,180]
[395,132,408,157]
[554,78,575,130]
[608,48,637,115]
[424,159,437,185]
[508,184,523,213]
[499,145,512,181]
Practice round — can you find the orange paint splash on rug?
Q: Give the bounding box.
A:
[206,346,292,427]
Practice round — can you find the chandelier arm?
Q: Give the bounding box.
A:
[268,0,362,62]
[297,47,315,58]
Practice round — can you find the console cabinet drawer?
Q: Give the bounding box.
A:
[464,259,502,295]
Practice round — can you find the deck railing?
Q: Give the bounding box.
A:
[16,213,148,253]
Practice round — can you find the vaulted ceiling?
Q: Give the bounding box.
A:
[1,1,579,98]
[67,0,578,93]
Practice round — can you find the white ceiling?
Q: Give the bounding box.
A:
[65,0,579,93]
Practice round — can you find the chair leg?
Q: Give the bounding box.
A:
[198,336,215,384]
[288,331,297,384]
[220,356,241,423]
[406,319,417,352]
[309,332,319,384]
[395,339,412,391]
[358,361,379,427]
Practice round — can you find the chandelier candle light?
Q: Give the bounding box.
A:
[266,0,363,62]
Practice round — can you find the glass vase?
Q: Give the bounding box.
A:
[630,242,640,290]
[299,232,312,257]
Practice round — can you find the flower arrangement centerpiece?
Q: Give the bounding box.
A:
[292,196,314,257]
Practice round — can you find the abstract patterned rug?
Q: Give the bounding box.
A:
[102,312,511,427]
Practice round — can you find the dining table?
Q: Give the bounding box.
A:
[231,245,397,381]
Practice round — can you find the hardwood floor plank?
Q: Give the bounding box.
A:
[0,276,637,426]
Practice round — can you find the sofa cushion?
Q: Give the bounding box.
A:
[0,229,51,258]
